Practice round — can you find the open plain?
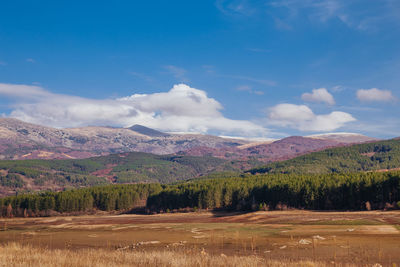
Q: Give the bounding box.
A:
[1,210,399,266]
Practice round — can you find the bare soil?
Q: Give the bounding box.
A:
[1,210,399,266]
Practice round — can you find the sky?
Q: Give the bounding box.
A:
[0,0,399,139]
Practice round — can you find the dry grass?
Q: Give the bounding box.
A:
[0,242,356,267]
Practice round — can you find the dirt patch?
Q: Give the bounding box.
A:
[90,168,113,177]
[1,210,400,265]
[357,225,399,234]
[361,152,376,157]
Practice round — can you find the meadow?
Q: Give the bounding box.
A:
[1,210,399,266]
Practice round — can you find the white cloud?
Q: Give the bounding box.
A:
[0,83,49,98]
[301,88,335,105]
[0,83,267,137]
[26,58,35,63]
[268,103,355,132]
[356,88,394,102]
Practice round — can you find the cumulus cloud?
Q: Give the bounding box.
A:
[0,83,267,137]
[356,88,394,102]
[301,88,335,105]
[268,103,355,132]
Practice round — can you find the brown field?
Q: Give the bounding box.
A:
[1,210,399,266]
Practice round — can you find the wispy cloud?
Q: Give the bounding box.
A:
[164,65,189,82]
[346,118,400,138]
[356,88,395,102]
[128,71,153,82]
[26,58,35,63]
[271,0,400,31]
[331,85,346,92]
[221,74,276,86]
[0,61,6,66]
[246,48,271,53]
[236,85,264,95]
[217,0,400,31]
[215,0,257,17]
[202,65,216,74]
[202,65,276,86]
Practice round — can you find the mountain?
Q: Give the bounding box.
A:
[128,124,170,137]
[307,132,378,143]
[248,138,400,175]
[243,136,344,161]
[0,118,248,159]
[179,136,346,163]
[0,118,377,162]
[0,151,243,197]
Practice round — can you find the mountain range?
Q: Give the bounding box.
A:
[0,118,395,198]
[0,118,246,160]
[0,118,377,162]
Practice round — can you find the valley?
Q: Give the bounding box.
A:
[1,119,399,266]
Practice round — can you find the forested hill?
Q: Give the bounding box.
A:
[1,171,399,217]
[0,152,244,197]
[248,139,400,175]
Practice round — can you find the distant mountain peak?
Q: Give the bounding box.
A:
[127,124,170,137]
[307,132,377,143]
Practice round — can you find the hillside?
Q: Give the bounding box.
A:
[0,118,248,159]
[0,151,243,197]
[0,118,376,162]
[307,132,378,143]
[248,138,400,175]
[179,136,347,162]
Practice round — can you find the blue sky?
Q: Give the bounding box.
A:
[0,0,399,138]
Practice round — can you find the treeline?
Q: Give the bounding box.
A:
[248,139,400,175]
[1,171,399,217]
[0,184,162,217]
[147,171,400,212]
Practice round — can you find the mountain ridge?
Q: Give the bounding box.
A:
[248,138,400,175]
[0,118,248,159]
[0,118,377,161]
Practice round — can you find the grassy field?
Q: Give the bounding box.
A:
[0,242,354,267]
[1,210,399,266]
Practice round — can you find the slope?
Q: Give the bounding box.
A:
[248,138,400,175]
[179,136,345,162]
[0,151,239,197]
[0,118,249,159]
